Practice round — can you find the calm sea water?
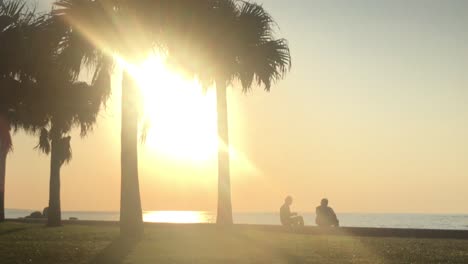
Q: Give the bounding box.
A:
[6,209,468,230]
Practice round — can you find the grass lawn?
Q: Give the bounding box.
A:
[1,222,467,263]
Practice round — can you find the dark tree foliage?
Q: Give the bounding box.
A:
[0,0,112,225]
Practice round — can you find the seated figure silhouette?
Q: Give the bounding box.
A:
[316,198,339,227]
[280,196,304,227]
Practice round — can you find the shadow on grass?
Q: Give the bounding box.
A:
[0,227,28,236]
[89,237,140,264]
[228,226,308,264]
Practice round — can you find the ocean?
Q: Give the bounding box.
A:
[6,209,468,230]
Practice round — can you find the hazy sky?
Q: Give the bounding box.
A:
[6,0,468,213]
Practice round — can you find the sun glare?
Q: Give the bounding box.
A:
[122,55,218,162]
[112,54,260,177]
[143,211,212,223]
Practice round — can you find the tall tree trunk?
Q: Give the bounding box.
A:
[216,80,233,225]
[0,147,6,222]
[47,136,62,227]
[0,117,11,222]
[120,70,143,237]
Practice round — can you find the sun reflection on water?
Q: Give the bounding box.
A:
[143,211,213,223]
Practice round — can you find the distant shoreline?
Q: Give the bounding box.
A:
[6,219,468,240]
[6,209,468,215]
[5,210,468,230]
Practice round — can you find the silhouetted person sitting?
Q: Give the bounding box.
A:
[280,196,304,227]
[316,198,339,227]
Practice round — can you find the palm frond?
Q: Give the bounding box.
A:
[251,38,291,91]
[91,54,113,106]
[0,0,27,21]
[53,0,117,79]
[238,1,275,42]
[57,135,72,164]
[0,115,12,154]
[234,2,291,92]
[35,128,50,154]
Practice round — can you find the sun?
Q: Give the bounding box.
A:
[131,55,218,162]
[111,54,260,177]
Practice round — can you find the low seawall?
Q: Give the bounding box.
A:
[7,219,468,240]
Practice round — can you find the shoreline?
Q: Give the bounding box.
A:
[6,218,468,240]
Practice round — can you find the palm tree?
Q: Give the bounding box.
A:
[204,1,291,224]
[21,49,111,227]
[47,29,111,227]
[131,0,291,225]
[136,0,290,224]
[0,0,47,221]
[33,80,110,227]
[1,5,113,226]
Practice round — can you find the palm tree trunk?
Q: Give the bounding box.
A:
[0,147,6,222]
[0,117,10,222]
[47,136,62,227]
[120,70,143,237]
[216,80,233,225]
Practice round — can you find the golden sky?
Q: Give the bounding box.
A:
[5,0,468,214]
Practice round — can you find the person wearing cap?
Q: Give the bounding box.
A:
[316,198,339,227]
[280,196,304,227]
